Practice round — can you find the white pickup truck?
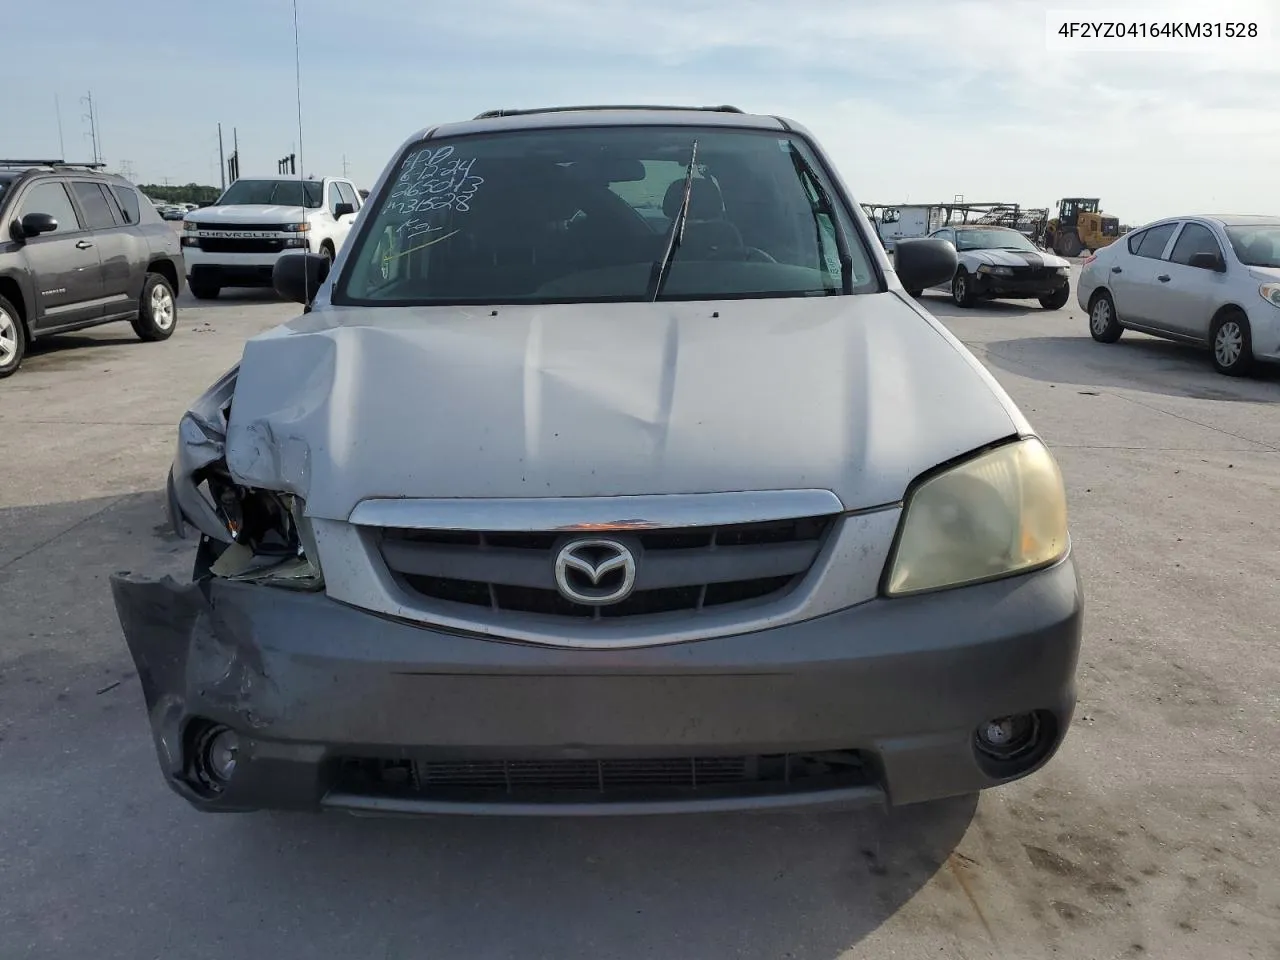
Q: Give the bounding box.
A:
[180,176,363,299]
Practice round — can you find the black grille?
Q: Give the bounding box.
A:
[378,516,835,620]
[1012,267,1054,281]
[333,750,872,803]
[1101,218,1120,236]
[197,237,287,254]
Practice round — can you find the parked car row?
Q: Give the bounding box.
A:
[895,215,1279,378]
[0,164,368,375]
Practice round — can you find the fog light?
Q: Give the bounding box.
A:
[188,722,240,794]
[975,713,1038,760]
[208,729,239,781]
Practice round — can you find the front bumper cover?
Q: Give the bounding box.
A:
[973,272,1069,298]
[110,552,1084,817]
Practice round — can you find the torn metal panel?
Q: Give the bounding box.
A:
[168,364,240,542]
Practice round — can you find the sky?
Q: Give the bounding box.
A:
[2,0,1276,226]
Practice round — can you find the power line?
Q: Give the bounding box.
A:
[80,92,101,164]
[54,94,66,159]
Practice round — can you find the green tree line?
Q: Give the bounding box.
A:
[138,183,222,204]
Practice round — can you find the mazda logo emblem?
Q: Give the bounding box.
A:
[554,539,637,606]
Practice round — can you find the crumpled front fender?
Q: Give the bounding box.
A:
[169,364,240,543]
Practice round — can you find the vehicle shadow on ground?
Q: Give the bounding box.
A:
[916,292,1045,319]
[981,334,1280,403]
[233,795,977,957]
[178,288,285,309]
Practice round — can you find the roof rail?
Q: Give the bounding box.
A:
[472,104,746,120]
[0,159,110,171]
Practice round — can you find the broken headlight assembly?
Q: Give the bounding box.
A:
[168,376,323,591]
[193,465,324,590]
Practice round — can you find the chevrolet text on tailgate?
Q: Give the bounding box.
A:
[111,105,1084,818]
[180,175,362,299]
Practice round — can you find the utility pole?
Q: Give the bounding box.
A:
[218,123,226,191]
[54,94,66,160]
[342,154,350,177]
[81,91,101,164]
[118,160,136,181]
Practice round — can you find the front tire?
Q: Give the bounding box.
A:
[1039,287,1070,310]
[190,278,221,300]
[132,273,178,342]
[0,295,27,379]
[951,269,975,308]
[1210,311,1255,377]
[1088,291,1123,343]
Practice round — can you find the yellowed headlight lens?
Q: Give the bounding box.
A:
[885,437,1069,596]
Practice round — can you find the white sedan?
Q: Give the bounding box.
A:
[909,225,1072,310]
[1077,215,1280,376]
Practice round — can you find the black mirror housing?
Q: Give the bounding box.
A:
[334,202,355,218]
[894,238,957,292]
[273,252,331,306]
[19,212,58,238]
[1188,251,1226,272]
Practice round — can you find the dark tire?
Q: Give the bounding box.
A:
[1210,311,1255,377]
[1039,286,1070,310]
[1057,231,1083,258]
[905,288,923,298]
[1088,290,1123,343]
[190,278,221,300]
[132,273,178,342]
[320,243,335,265]
[951,269,975,308]
[0,295,27,379]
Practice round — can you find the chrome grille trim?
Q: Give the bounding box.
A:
[347,489,846,532]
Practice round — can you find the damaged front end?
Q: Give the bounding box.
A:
[112,366,327,810]
[165,365,323,590]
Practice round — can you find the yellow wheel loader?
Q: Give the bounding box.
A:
[1041,198,1121,257]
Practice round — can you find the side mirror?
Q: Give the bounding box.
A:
[894,237,957,292]
[273,252,331,306]
[1188,251,1226,272]
[19,212,58,238]
[334,202,355,218]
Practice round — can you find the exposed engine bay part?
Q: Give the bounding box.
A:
[167,363,323,590]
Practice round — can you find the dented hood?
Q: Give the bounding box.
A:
[221,295,1021,520]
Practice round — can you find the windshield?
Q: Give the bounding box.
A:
[1224,224,1280,268]
[0,176,10,203]
[337,126,875,305]
[955,228,1037,252]
[215,178,323,208]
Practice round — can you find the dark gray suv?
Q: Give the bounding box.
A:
[0,161,185,378]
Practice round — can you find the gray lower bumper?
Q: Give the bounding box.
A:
[109,555,1083,816]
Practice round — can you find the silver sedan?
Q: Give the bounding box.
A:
[1077,214,1280,376]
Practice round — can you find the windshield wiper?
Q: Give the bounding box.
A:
[788,144,853,294]
[646,139,699,302]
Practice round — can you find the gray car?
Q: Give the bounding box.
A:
[111,105,1083,817]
